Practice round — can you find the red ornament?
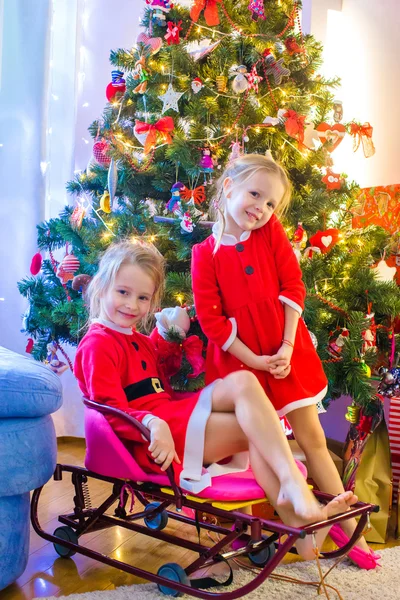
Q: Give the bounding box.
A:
[316,122,346,152]
[30,253,42,275]
[106,70,126,102]
[190,0,221,26]
[322,169,342,190]
[293,222,306,244]
[25,338,34,354]
[164,20,182,45]
[93,140,111,166]
[60,253,80,274]
[283,110,306,145]
[284,36,303,55]
[309,228,340,254]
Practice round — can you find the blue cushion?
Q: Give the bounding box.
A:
[0,346,62,418]
[0,494,30,591]
[0,415,57,496]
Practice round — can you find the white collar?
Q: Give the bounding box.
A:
[92,318,134,336]
[212,222,251,246]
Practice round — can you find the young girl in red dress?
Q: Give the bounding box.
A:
[191,154,377,567]
[74,239,357,561]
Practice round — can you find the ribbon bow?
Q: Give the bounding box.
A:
[164,20,182,45]
[283,110,306,145]
[135,117,174,155]
[180,184,206,205]
[190,0,221,26]
[349,122,375,157]
[156,335,205,379]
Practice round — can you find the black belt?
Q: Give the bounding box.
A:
[124,377,165,402]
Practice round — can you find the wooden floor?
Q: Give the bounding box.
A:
[2,438,399,600]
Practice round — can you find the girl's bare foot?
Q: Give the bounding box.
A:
[277,476,324,522]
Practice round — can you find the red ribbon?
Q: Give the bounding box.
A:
[156,334,205,379]
[356,414,373,439]
[349,122,373,152]
[190,0,221,26]
[283,110,306,144]
[135,117,174,154]
[164,20,182,45]
[180,184,206,205]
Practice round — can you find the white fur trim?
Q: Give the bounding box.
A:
[278,295,303,316]
[221,317,237,351]
[277,386,328,418]
[212,222,251,246]
[92,318,133,335]
[141,414,157,441]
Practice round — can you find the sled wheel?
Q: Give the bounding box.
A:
[144,501,168,531]
[157,562,190,597]
[53,525,79,558]
[248,540,275,567]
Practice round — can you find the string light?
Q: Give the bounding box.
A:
[176,294,184,305]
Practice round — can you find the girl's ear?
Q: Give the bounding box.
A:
[222,176,233,199]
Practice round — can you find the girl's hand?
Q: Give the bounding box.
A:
[250,354,273,372]
[148,418,181,471]
[266,343,293,379]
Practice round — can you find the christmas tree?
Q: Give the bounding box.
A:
[19,0,399,413]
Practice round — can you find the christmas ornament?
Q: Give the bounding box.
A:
[229,65,249,94]
[333,100,343,123]
[92,139,111,166]
[132,56,149,95]
[349,122,376,158]
[345,403,360,424]
[105,70,126,102]
[292,222,307,260]
[30,253,42,275]
[385,253,400,286]
[134,116,174,154]
[150,306,205,380]
[215,75,227,93]
[263,49,290,85]
[21,306,31,332]
[322,169,342,190]
[228,140,243,162]
[190,0,221,26]
[167,181,185,212]
[247,65,263,93]
[351,185,400,235]
[180,211,195,233]
[372,259,396,282]
[72,273,92,295]
[309,228,340,254]
[361,362,372,378]
[180,184,206,205]
[248,0,266,21]
[164,20,183,45]
[25,338,34,354]
[378,365,400,397]
[45,342,69,376]
[136,32,163,55]
[100,190,112,213]
[70,205,86,229]
[362,305,377,355]
[303,122,320,150]
[284,36,303,55]
[328,328,349,356]
[158,83,184,113]
[191,77,204,94]
[199,147,214,184]
[60,253,80,275]
[186,38,221,61]
[107,158,118,204]
[283,110,306,145]
[316,122,346,152]
[146,0,173,26]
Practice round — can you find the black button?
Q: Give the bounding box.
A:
[245,265,254,275]
[236,243,244,252]
[141,360,147,370]
[132,341,139,351]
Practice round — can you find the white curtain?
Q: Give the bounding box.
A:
[0,0,142,436]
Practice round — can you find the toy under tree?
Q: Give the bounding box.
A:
[19,0,400,422]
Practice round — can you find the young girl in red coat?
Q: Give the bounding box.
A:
[191,154,378,568]
[74,239,357,562]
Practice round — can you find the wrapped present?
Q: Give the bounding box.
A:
[388,396,400,504]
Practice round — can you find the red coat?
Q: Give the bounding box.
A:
[191,215,328,416]
[74,322,211,490]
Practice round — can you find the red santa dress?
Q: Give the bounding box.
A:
[191,215,328,417]
[75,320,224,493]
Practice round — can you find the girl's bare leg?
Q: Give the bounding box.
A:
[203,410,357,560]
[209,371,330,521]
[287,405,370,552]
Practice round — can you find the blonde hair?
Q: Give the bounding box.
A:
[87,239,165,330]
[212,153,292,252]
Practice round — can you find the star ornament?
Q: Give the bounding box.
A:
[322,169,342,190]
[158,83,184,113]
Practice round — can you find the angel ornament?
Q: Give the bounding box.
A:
[229,65,249,94]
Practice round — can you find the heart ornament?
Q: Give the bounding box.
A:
[137,32,163,54]
[321,235,333,248]
[316,122,346,152]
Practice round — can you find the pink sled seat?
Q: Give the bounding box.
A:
[84,407,307,502]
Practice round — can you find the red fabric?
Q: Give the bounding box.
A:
[191,216,327,416]
[150,328,205,379]
[135,117,174,154]
[190,0,221,26]
[74,324,201,478]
